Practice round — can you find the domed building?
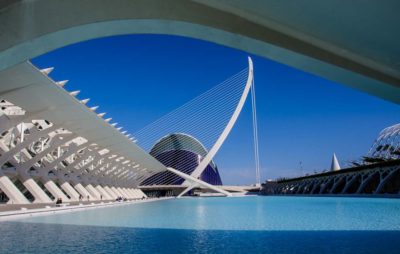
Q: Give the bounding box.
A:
[367,123,400,161]
[141,133,222,186]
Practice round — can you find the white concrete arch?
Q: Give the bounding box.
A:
[0,0,399,103]
[183,57,254,182]
[172,57,253,197]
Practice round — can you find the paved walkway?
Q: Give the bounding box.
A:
[0,197,172,220]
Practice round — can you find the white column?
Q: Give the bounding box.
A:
[85,184,101,200]
[74,183,93,200]
[111,186,124,197]
[130,188,141,198]
[136,188,147,198]
[103,186,117,199]
[0,175,30,204]
[60,181,79,201]
[125,188,136,198]
[120,188,132,199]
[119,187,132,199]
[95,185,112,200]
[130,189,139,198]
[115,187,126,198]
[43,179,69,201]
[22,177,53,203]
[126,188,137,199]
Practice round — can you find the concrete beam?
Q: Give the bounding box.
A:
[60,181,80,201]
[0,0,399,103]
[43,179,69,201]
[0,174,30,204]
[21,177,52,203]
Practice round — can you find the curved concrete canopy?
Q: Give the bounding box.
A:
[150,133,210,159]
[0,61,167,180]
[1,0,400,103]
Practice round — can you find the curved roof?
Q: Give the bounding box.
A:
[368,122,400,160]
[1,1,400,104]
[0,61,167,186]
[378,123,400,140]
[150,133,216,169]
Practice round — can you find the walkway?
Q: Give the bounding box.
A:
[0,197,172,220]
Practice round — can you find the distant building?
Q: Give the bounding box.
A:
[141,133,223,186]
[366,123,400,161]
[262,123,400,196]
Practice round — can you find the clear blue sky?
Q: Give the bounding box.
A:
[32,34,400,185]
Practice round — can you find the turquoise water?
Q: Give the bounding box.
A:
[1,196,400,253]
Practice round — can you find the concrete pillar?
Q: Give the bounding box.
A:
[330,177,345,194]
[137,189,147,198]
[0,175,30,204]
[103,186,117,199]
[130,188,140,198]
[341,175,358,194]
[357,173,376,194]
[85,184,101,200]
[60,181,79,201]
[115,187,126,198]
[119,187,132,199]
[22,177,52,203]
[43,179,69,201]
[130,189,139,198]
[374,169,398,194]
[127,188,137,198]
[125,188,136,198]
[95,185,112,200]
[74,183,94,201]
[111,186,124,198]
[119,188,132,199]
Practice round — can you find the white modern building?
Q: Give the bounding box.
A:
[0,56,254,204]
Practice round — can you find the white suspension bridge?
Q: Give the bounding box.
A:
[133,58,261,193]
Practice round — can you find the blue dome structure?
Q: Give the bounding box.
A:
[141,133,222,186]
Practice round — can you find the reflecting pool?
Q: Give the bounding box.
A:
[1,196,400,253]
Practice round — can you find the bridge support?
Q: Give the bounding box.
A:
[268,162,400,196]
[167,167,231,197]
[374,168,400,194]
[177,183,198,198]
